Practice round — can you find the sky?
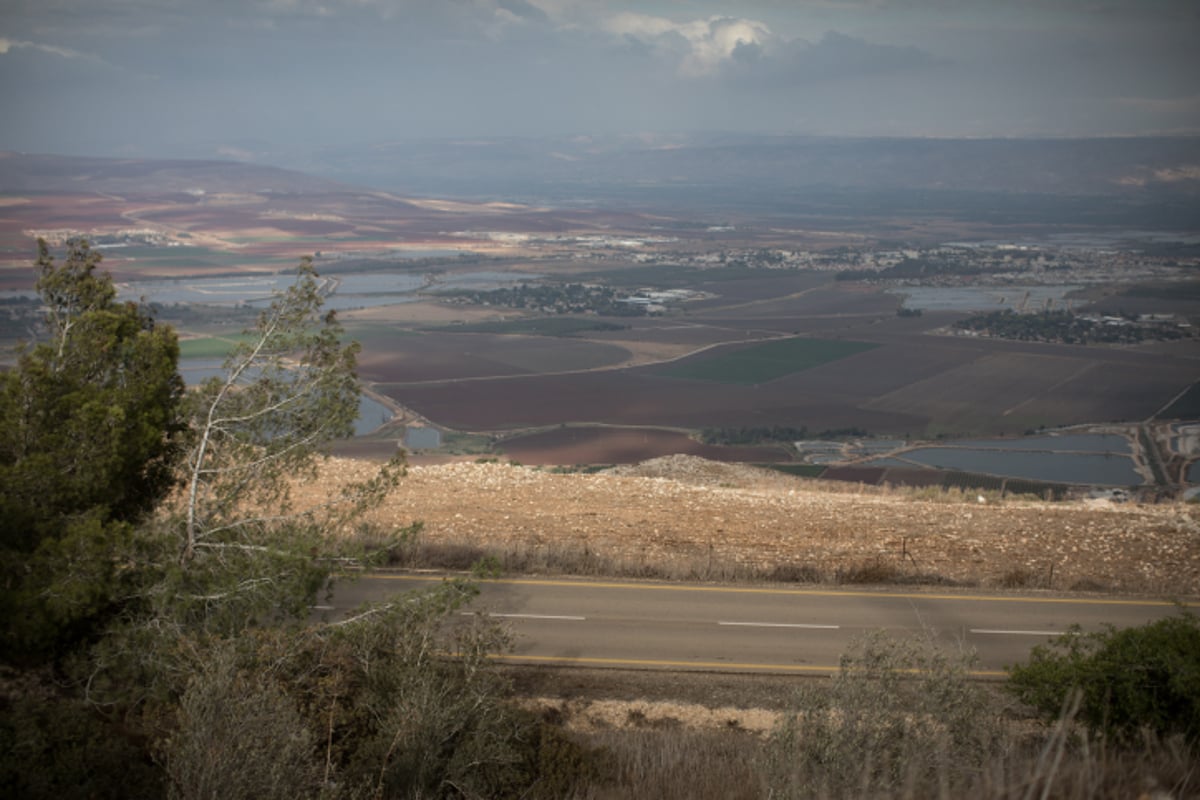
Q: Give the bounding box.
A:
[0,0,1197,158]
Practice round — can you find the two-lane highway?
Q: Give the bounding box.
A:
[322,573,1191,676]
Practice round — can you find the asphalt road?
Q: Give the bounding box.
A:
[321,573,1191,677]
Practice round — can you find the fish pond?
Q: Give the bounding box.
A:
[870,433,1142,487]
[886,285,1083,312]
[118,270,540,311]
[179,358,392,437]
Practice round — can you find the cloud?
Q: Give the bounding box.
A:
[215,145,259,161]
[683,17,775,77]
[1115,94,1200,115]
[597,11,941,85]
[1154,165,1200,183]
[777,30,944,81]
[0,37,90,60]
[245,0,549,29]
[603,13,775,76]
[1,0,1194,150]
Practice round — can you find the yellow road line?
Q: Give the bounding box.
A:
[360,573,1188,607]
[484,652,1008,679]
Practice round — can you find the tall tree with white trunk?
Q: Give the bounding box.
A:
[168,256,402,631]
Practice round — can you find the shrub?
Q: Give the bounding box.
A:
[163,647,321,800]
[590,728,761,800]
[836,558,900,584]
[0,670,163,799]
[998,567,1049,589]
[767,563,823,584]
[1007,610,1200,743]
[763,630,1008,798]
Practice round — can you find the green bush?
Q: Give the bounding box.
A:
[0,672,163,799]
[1007,611,1200,743]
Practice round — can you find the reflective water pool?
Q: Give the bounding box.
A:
[895,447,1141,486]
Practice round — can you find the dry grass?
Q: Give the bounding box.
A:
[551,724,1199,800]
[504,636,1200,800]
[309,453,1199,595]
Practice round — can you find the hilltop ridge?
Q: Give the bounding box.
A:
[317,454,1200,597]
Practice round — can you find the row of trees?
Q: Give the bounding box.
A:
[698,425,869,446]
[835,255,988,282]
[954,308,1191,345]
[443,282,650,316]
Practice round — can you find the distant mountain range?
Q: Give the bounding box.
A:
[4,134,1199,230]
[0,151,347,196]
[287,133,1200,203]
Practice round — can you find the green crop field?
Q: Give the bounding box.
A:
[657,337,879,384]
[178,333,257,358]
[110,245,284,269]
[344,323,421,344]
[433,317,627,337]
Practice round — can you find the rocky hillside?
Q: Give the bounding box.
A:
[319,455,1200,597]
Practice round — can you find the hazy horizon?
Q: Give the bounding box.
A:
[1,1,1198,163]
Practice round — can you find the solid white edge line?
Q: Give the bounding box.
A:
[460,612,587,621]
[719,621,840,629]
[970,629,1065,636]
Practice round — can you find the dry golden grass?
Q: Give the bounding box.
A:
[309,454,1200,596]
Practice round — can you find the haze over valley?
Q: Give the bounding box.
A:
[1,138,1198,500]
[4,4,1200,797]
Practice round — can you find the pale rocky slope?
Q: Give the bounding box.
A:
[316,455,1200,596]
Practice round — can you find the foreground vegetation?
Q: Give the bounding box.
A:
[2,242,1196,798]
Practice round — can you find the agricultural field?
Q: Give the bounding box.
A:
[3,152,1197,480]
[586,318,785,349]
[430,317,626,337]
[379,367,928,434]
[497,426,793,466]
[354,329,633,382]
[177,333,258,359]
[862,350,1191,436]
[655,337,880,384]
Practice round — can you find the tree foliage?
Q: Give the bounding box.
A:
[151,577,562,800]
[1007,610,1200,743]
[0,239,184,551]
[144,255,404,637]
[181,256,361,561]
[0,240,184,658]
[0,245,565,799]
